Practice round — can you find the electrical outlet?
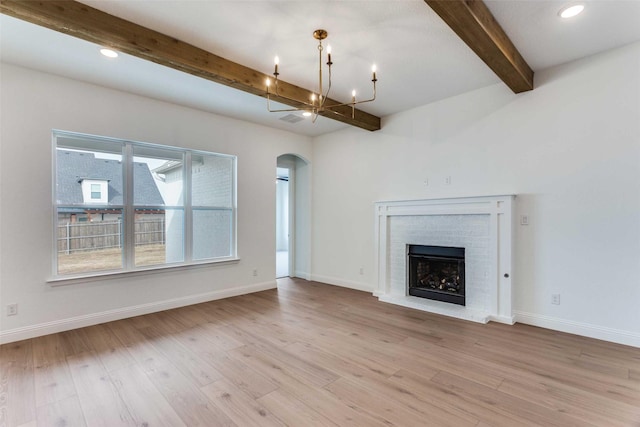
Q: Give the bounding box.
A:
[252,269,258,277]
[551,294,560,305]
[7,303,18,316]
[521,215,529,226]
[445,176,452,185]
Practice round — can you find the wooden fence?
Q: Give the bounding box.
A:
[57,219,165,254]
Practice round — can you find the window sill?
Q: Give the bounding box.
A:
[47,257,241,286]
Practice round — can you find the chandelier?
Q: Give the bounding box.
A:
[266,29,377,122]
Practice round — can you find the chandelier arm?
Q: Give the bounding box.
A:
[324,97,375,110]
[323,84,376,110]
[267,89,315,111]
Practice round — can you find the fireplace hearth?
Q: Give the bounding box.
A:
[407,245,465,306]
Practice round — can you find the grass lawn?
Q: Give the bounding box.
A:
[57,244,166,275]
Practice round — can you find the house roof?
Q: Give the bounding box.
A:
[56,150,164,206]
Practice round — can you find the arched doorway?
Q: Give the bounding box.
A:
[276,154,311,279]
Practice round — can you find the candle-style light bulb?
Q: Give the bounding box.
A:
[311,93,316,104]
[351,89,356,103]
[266,78,270,87]
[372,64,377,81]
[274,56,280,76]
[327,45,332,64]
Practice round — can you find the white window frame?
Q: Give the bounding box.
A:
[81,180,108,204]
[51,130,238,281]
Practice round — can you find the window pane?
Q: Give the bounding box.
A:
[133,146,183,206]
[57,209,123,274]
[90,184,101,199]
[192,154,233,207]
[55,131,236,277]
[193,208,232,260]
[136,208,184,266]
[56,147,122,206]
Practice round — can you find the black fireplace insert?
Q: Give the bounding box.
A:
[407,245,465,306]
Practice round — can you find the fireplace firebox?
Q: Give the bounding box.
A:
[407,245,465,306]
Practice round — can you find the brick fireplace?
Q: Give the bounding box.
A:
[374,195,515,324]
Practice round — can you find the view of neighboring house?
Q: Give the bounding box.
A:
[55,149,166,260]
[153,154,234,262]
[56,149,164,222]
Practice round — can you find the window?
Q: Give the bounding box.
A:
[90,184,101,199]
[53,130,237,277]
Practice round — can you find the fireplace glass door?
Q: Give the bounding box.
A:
[407,245,465,306]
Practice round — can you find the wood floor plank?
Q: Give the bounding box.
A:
[431,371,600,427]
[388,369,538,427]
[329,373,479,427]
[32,359,76,409]
[31,335,77,408]
[469,338,640,406]
[497,377,640,427]
[137,326,223,387]
[58,330,93,357]
[31,334,66,363]
[289,327,404,378]
[106,319,172,374]
[225,349,385,427]
[66,351,135,427]
[146,362,236,427]
[284,341,394,383]
[109,364,186,427]
[2,278,639,427]
[238,341,340,387]
[579,349,640,373]
[1,340,36,427]
[228,344,338,389]
[201,378,285,427]
[81,324,136,373]
[257,389,339,427]
[198,351,279,399]
[35,395,86,427]
[0,362,7,427]
[224,345,389,427]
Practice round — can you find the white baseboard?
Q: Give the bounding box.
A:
[515,310,640,348]
[488,315,516,325]
[0,281,276,345]
[294,270,311,280]
[310,274,375,293]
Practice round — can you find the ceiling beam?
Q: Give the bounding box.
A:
[0,0,381,131]
[425,0,534,93]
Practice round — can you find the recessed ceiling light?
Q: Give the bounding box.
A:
[559,4,585,19]
[100,48,118,58]
[302,112,312,117]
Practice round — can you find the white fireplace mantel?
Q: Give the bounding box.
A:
[374,195,515,324]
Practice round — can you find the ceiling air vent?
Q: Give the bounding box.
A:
[279,114,305,124]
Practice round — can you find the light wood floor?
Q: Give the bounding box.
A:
[2,278,640,427]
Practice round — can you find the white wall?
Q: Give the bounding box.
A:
[0,63,311,343]
[275,178,289,252]
[311,42,640,347]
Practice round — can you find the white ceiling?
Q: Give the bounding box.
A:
[2,0,639,137]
